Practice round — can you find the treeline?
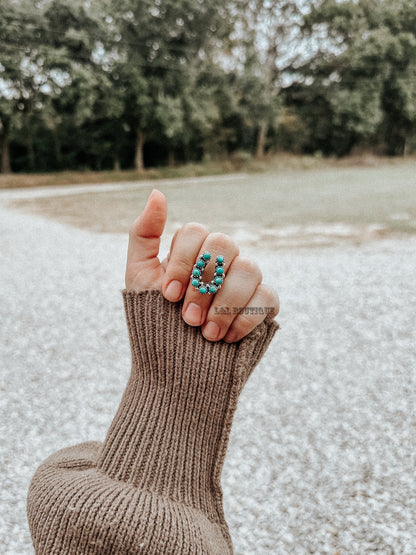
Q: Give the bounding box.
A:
[1,0,416,173]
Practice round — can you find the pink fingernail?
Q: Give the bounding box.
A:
[224,330,238,343]
[165,280,182,301]
[183,303,202,326]
[203,321,221,341]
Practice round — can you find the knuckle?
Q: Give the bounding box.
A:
[234,256,262,281]
[169,254,192,276]
[257,283,280,315]
[181,222,209,237]
[207,232,236,253]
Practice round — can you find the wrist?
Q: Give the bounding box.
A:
[97,290,278,513]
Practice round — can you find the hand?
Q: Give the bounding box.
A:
[125,189,279,342]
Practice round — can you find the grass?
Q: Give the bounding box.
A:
[0,153,410,190]
[0,157,279,189]
[3,156,416,247]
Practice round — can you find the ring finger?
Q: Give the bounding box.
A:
[202,256,263,341]
[223,283,279,342]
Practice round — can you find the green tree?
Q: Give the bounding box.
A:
[301,0,416,155]
[0,0,42,172]
[0,0,109,172]
[101,0,239,170]
[234,0,301,158]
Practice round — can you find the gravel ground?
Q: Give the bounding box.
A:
[1,199,416,554]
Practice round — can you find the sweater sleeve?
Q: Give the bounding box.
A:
[27,290,278,555]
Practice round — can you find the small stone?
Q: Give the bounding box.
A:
[216,255,224,264]
[199,286,208,294]
[197,260,204,268]
[209,285,217,293]
[216,267,224,275]
[193,269,201,277]
[214,277,223,285]
[203,252,211,260]
[192,279,199,287]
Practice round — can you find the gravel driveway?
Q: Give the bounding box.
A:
[1,197,415,554]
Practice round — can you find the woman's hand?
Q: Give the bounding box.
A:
[125,189,279,342]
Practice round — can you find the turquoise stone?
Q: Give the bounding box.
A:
[214,277,223,285]
[192,279,199,287]
[199,286,207,294]
[193,269,201,277]
[216,255,224,264]
[203,252,211,260]
[209,285,217,293]
[197,260,204,268]
[216,267,224,275]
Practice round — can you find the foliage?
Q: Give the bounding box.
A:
[1,0,416,172]
[297,0,416,155]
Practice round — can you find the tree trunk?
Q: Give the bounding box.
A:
[0,121,12,173]
[52,128,63,169]
[184,142,191,164]
[23,113,36,171]
[26,134,35,171]
[134,127,145,171]
[403,135,408,157]
[255,121,268,159]
[168,148,175,168]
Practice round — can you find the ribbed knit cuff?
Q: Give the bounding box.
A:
[97,290,278,514]
[27,289,278,555]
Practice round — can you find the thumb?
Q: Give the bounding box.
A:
[131,189,167,249]
[126,189,167,290]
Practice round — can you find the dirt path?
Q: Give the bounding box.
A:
[1,201,415,554]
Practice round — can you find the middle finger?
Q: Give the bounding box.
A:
[182,232,239,327]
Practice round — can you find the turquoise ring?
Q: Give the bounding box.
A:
[190,252,225,294]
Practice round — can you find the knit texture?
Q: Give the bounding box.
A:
[27,290,278,554]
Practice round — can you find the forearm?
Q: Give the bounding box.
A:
[98,290,278,507]
[27,290,278,554]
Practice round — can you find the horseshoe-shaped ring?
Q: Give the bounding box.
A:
[190,252,225,294]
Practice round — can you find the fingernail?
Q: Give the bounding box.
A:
[165,280,182,301]
[183,303,202,326]
[203,321,221,341]
[224,330,238,343]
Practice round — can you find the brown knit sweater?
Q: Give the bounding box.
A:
[27,290,278,554]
